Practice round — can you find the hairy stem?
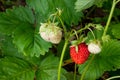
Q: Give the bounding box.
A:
[57,40,68,80]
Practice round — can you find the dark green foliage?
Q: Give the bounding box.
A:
[78,40,120,80]
[36,55,67,80]
[111,23,120,39]
[26,0,83,26]
[0,0,120,80]
[0,6,52,57]
[0,57,35,80]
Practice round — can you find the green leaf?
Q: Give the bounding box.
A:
[111,23,120,39]
[65,72,81,80]
[0,6,52,57]
[94,0,108,7]
[0,57,35,80]
[26,0,83,26]
[0,6,34,35]
[0,34,24,58]
[36,55,67,80]
[75,0,95,12]
[78,40,120,80]
[13,24,51,57]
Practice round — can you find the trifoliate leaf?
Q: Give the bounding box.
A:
[75,0,95,12]
[111,23,120,39]
[26,0,83,26]
[0,57,35,80]
[78,40,120,80]
[36,55,67,80]
[0,6,52,57]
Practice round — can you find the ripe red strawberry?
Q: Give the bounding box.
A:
[70,43,90,64]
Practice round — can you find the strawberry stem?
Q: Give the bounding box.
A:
[106,76,120,80]
[74,64,77,80]
[70,25,89,37]
[73,29,79,39]
[102,0,116,37]
[116,0,120,4]
[57,40,69,80]
[57,16,67,34]
[80,54,95,80]
[52,15,56,23]
[88,28,96,40]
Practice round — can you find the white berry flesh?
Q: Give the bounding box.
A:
[88,43,101,54]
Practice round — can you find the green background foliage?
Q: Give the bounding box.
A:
[0,6,52,57]
[79,40,120,80]
[0,0,120,80]
[26,0,83,26]
[0,57,35,80]
[111,23,120,39]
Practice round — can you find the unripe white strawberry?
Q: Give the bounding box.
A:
[88,42,101,54]
[39,22,62,44]
[39,23,50,42]
[49,30,62,44]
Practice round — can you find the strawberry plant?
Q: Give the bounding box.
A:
[1,0,120,80]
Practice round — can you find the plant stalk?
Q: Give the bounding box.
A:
[80,55,95,80]
[58,16,67,34]
[88,28,96,39]
[102,0,116,37]
[74,64,77,80]
[70,26,89,37]
[57,40,68,80]
[106,76,120,80]
[116,0,120,4]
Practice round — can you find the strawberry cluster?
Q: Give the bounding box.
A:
[70,42,101,64]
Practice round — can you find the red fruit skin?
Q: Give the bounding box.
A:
[70,43,90,64]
